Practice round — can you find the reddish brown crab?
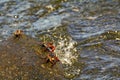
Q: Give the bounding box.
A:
[46,52,60,67]
[14,29,23,39]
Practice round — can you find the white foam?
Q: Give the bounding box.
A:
[55,38,78,65]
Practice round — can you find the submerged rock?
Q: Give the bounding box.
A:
[0,34,64,80]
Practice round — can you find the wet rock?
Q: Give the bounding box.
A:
[0,34,65,80]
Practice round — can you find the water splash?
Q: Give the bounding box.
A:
[55,37,78,65]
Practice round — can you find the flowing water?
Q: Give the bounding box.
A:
[0,0,120,80]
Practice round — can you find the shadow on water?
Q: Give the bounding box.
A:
[0,0,120,80]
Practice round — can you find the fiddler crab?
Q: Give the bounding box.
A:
[13,29,23,39]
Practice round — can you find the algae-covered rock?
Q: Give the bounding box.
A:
[0,34,64,80]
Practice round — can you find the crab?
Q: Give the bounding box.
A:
[46,52,60,67]
[13,29,23,39]
[41,42,55,52]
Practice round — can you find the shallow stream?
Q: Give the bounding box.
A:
[0,0,120,79]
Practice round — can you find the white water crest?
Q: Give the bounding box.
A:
[55,37,78,65]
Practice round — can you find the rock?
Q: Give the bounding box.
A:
[0,34,65,80]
